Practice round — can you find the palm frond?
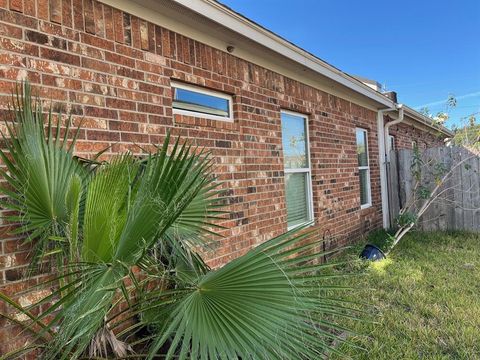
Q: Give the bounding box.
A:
[42,135,225,359]
[146,228,356,360]
[0,82,89,263]
[114,134,219,264]
[82,154,138,263]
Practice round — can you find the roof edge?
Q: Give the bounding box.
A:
[172,0,395,108]
[404,106,454,137]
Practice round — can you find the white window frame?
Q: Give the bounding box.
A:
[388,135,395,153]
[356,128,372,209]
[171,81,234,122]
[281,110,314,230]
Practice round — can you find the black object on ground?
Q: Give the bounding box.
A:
[360,244,386,261]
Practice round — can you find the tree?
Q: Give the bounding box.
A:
[386,144,478,254]
[385,94,479,254]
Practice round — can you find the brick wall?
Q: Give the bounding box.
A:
[0,0,443,354]
[388,121,446,150]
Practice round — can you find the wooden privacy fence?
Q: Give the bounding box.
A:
[387,146,480,232]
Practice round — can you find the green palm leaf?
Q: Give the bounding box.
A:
[146,228,356,360]
[43,135,224,359]
[82,154,138,263]
[0,82,88,263]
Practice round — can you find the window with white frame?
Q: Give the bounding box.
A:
[388,135,395,153]
[356,128,371,208]
[281,111,313,229]
[171,81,233,121]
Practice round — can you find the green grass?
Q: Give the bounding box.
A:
[328,231,480,359]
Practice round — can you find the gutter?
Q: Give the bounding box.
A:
[404,106,454,137]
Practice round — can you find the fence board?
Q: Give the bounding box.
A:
[388,146,479,232]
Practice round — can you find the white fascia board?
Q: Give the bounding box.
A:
[172,0,395,108]
[403,106,454,137]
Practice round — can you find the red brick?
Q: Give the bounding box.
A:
[122,12,131,45]
[0,38,39,56]
[154,25,162,55]
[39,20,78,40]
[130,15,140,49]
[8,0,22,12]
[0,7,37,27]
[40,47,80,66]
[37,0,48,20]
[105,51,135,67]
[115,43,143,60]
[62,0,72,28]
[118,110,147,123]
[81,57,111,72]
[112,7,123,43]
[103,5,113,40]
[84,106,117,119]
[139,19,148,50]
[93,1,104,37]
[86,129,119,141]
[83,0,94,34]
[72,0,83,30]
[24,0,36,16]
[105,97,136,111]
[109,120,138,132]
[120,132,148,143]
[81,32,114,51]
[0,21,21,38]
[49,0,61,23]
[147,22,155,52]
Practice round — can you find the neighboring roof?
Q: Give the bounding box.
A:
[351,75,383,91]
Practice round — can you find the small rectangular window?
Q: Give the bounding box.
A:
[356,128,371,208]
[388,135,395,153]
[281,111,313,229]
[171,82,233,121]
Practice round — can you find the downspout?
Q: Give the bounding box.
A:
[380,104,404,228]
[377,108,393,229]
[384,104,404,162]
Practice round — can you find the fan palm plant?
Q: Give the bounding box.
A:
[0,83,359,359]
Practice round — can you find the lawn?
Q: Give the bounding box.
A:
[328,231,480,359]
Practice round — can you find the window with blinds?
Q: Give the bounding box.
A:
[356,128,371,208]
[281,111,313,229]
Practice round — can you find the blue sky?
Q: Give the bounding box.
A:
[220,0,480,129]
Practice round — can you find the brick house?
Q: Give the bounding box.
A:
[0,0,452,352]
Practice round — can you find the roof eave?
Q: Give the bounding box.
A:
[172,0,395,109]
[404,106,454,137]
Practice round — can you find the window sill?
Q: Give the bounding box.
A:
[173,112,238,131]
[360,203,372,210]
[173,108,233,122]
[287,220,314,232]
